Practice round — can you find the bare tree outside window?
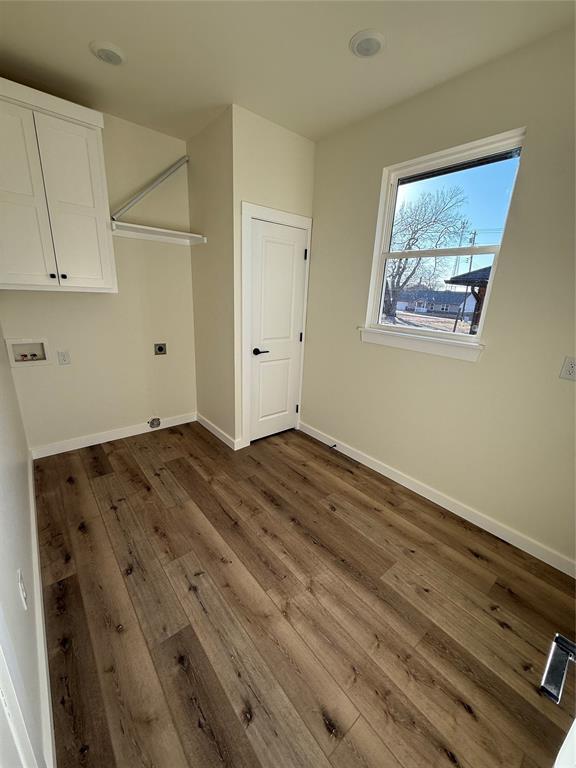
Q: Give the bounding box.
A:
[368,137,523,347]
[381,186,471,321]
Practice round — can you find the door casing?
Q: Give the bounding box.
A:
[240,202,312,449]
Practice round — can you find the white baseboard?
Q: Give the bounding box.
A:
[196,413,243,450]
[0,458,52,768]
[0,609,44,767]
[30,413,197,459]
[28,457,55,768]
[298,421,575,577]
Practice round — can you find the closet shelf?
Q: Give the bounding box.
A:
[111,221,207,247]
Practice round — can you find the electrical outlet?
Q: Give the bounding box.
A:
[17,569,28,610]
[154,343,167,355]
[560,357,576,381]
[57,349,71,366]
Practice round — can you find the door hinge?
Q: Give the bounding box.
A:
[296,404,299,414]
[299,332,303,342]
[304,248,308,261]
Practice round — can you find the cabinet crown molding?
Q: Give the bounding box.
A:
[0,76,103,128]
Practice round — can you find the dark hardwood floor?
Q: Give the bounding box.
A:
[35,423,575,768]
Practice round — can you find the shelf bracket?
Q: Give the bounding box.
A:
[111,155,189,221]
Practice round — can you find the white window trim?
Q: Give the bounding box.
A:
[361,327,485,361]
[363,127,525,361]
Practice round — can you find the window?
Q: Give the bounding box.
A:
[364,129,524,360]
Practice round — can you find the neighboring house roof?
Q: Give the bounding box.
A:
[445,266,491,287]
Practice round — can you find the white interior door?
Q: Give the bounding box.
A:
[250,219,308,441]
[34,111,114,289]
[0,101,58,287]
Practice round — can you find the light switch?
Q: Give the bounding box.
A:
[57,350,71,366]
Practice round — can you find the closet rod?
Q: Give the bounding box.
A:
[111,155,189,221]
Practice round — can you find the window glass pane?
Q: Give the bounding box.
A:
[389,151,520,251]
[379,253,495,336]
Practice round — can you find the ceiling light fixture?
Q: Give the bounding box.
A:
[89,41,126,66]
[349,29,385,58]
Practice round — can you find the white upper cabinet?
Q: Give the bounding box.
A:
[0,101,59,287]
[0,78,117,292]
[34,113,115,290]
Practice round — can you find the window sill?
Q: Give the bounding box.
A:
[360,326,484,362]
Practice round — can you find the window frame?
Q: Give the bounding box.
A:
[363,128,525,361]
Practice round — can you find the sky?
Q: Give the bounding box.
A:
[389,152,520,282]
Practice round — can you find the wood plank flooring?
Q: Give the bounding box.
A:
[35,423,575,768]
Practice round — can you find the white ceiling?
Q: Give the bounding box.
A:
[0,1,573,140]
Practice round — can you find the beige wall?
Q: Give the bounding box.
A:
[0,316,49,765]
[0,114,197,449]
[187,105,315,440]
[0,703,22,768]
[232,105,315,437]
[187,108,236,437]
[302,28,575,563]
[232,105,315,218]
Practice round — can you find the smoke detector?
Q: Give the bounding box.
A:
[349,29,385,58]
[89,41,126,66]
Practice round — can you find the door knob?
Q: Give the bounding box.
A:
[253,348,270,356]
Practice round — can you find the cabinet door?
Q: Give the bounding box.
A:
[0,101,59,287]
[34,112,116,291]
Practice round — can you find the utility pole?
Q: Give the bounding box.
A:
[452,229,476,333]
[462,230,476,332]
[451,220,468,286]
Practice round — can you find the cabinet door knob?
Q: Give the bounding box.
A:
[60,273,68,279]
[49,273,57,279]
